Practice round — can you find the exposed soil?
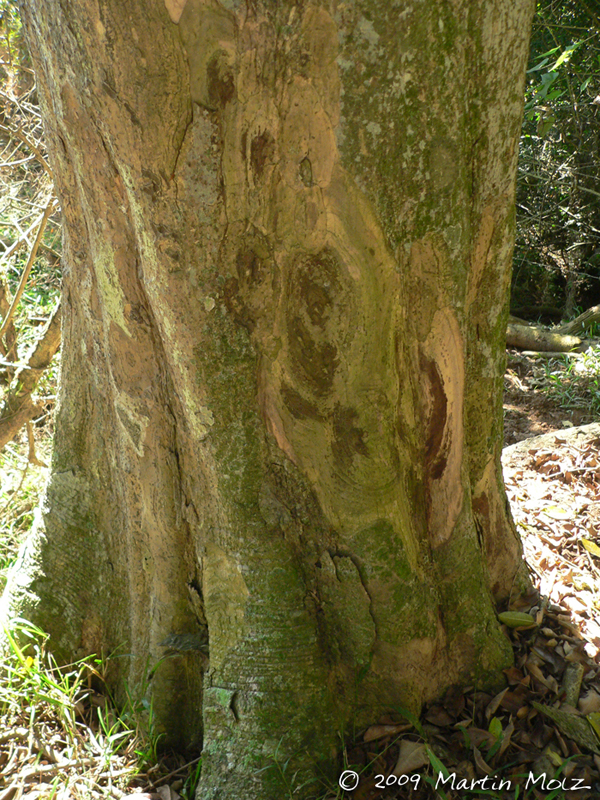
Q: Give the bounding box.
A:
[503,351,597,446]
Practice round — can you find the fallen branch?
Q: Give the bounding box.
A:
[1,220,41,270]
[0,122,53,179]
[502,422,600,456]
[506,323,582,352]
[506,304,600,352]
[556,305,600,336]
[0,279,17,368]
[517,347,599,358]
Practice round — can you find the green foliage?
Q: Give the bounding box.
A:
[0,0,60,420]
[541,346,600,416]
[513,0,600,320]
[180,757,202,800]
[0,618,90,731]
[0,0,28,72]
[0,618,179,793]
[0,434,52,591]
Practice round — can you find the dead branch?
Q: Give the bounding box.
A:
[0,209,53,270]
[0,301,61,450]
[556,305,600,336]
[506,322,583,352]
[0,122,52,178]
[0,196,57,342]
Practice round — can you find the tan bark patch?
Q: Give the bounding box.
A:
[467,203,497,313]
[203,542,250,671]
[164,0,189,24]
[420,308,465,547]
[178,0,236,110]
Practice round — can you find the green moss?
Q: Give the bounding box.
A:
[192,312,264,501]
[430,520,513,682]
[351,519,439,644]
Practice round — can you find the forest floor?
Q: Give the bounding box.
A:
[503,350,600,446]
[0,348,599,799]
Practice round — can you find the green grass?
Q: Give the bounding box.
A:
[0,619,135,796]
[0,618,164,797]
[541,346,600,417]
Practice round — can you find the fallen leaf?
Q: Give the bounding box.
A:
[425,705,453,727]
[392,739,429,776]
[486,688,508,720]
[473,746,493,775]
[498,611,537,629]
[363,724,409,743]
[532,702,600,754]
[582,539,600,558]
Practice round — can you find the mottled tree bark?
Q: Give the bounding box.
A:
[3,0,534,796]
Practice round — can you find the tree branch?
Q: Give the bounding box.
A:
[0,122,53,179]
[0,197,58,343]
[0,301,61,450]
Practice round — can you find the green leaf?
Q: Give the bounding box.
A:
[488,716,503,741]
[498,611,536,629]
[550,41,581,71]
[425,745,450,779]
[587,712,600,740]
[527,57,551,73]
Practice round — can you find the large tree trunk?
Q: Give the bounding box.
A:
[4,0,534,796]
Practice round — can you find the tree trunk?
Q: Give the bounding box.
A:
[4,0,534,796]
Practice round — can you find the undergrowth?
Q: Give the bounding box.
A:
[541,347,600,417]
[0,615,203,798]
[0,618,141,797]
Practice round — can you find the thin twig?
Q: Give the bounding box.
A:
[148,755,202,788]
[0,197,57,342]
[0,122,53,178]
[26,419,47,467]
[0,208,52,270]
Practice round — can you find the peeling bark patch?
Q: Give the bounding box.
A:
[317,550,376,669]
[226,234,279,336]
[258,481,293,530]
[288,316,338,395]
[296,254,338,329]
[474,518,484,550]
[81,611,103,654]
[116,405,142,449]
[236,246,263,286]
[284,249,349,396]
[472,492,490,524]
[207,50,235,107]
[428,138,458,191]
[203,542,249,672]
[299,156,313,187]
[250,130,275,179]
[141,167,161,199]
[332,405,368,471]
[421,356,448,480]
[419,309,465,547]
[178,0,236,110]
[164,0,188,24]
[281,381,322,421]
[223,277,254,331]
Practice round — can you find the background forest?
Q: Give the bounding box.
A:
[514,0,600,322]
[0,1,599,798]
